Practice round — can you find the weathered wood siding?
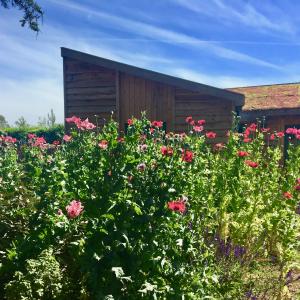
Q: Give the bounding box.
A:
[64,58,117,126]
[267,116,300,132]
[119,73,175,131]
[63,58,235,139]
[174,89,234,142]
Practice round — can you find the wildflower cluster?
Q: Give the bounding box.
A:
[0,116,299,299]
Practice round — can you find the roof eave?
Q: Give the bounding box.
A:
[61,47,244,106]
[241,108,300,121]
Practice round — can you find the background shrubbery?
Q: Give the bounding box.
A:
[0,124,64,144]
[0,116,299,299]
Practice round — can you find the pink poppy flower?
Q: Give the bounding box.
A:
[137,163,146,171]
[98,140,108,149]
[193,125,203,132]
[66,200,84,219]
[286,128,298,135]
[261,128,270,133]
[28,133,37,139]
[138,144,148,152]
[185,116,193,124]
[63,135,72,142]
[197,119,206,126]
[214,143,225,151]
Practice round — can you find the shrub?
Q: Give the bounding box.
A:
[0,125,64,144]
[0,116,299,299]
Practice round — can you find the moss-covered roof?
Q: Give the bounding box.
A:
[229,83,300,111]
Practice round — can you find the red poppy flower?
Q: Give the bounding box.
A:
[181,150,193,162]
[243,137,252,143]
[270,134,275,141]
[197,119,206,125]
[167,200,186,213]
[261,128,270,133]
[283,192,292,199]
[151,120,163,128]
[161,146,173,156]
[276,132,284,138]
[237,151,249,157]
[247,123,257,131]
[127,119,133,125]
[206,131,217,139]
[245,160,259,168]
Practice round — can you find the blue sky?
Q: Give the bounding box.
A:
[1,0,300,125]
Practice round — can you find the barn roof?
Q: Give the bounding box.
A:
[229,82,300,111]
[61,47,244,106]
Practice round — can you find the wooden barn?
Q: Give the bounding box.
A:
[61,47,244,142]
[229,83,300,133]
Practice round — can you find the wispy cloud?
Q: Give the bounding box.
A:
[168,68,276,88]
[173,0,296,35]
[49,0,282,70]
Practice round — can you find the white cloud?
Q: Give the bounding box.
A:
[168,68,266,88]
[173,0,296,35]
[49,0,282,70]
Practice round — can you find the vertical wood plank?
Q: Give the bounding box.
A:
[115,70,120,126]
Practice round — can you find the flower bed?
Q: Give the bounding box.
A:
[0,116,299,299]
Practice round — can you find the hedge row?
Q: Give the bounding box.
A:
[0,125,64,143]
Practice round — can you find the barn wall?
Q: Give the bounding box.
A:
[64,57,117,126]
[267,116,300,132]
[63,57,235,139]
[119,72,175,131]
[174,88,234,142]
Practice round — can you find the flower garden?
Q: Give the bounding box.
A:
[0,115,299,299]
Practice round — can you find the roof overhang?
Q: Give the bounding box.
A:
[61,47,244,106]
[241,108,300,121]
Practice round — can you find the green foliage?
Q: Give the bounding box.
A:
[5,248,65,300]
[0,124,64,143]
[0,115,9,128]
[0,0,43,32]
[14,116,29,128]
[47,109,56,127]
[0,116,299,299]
